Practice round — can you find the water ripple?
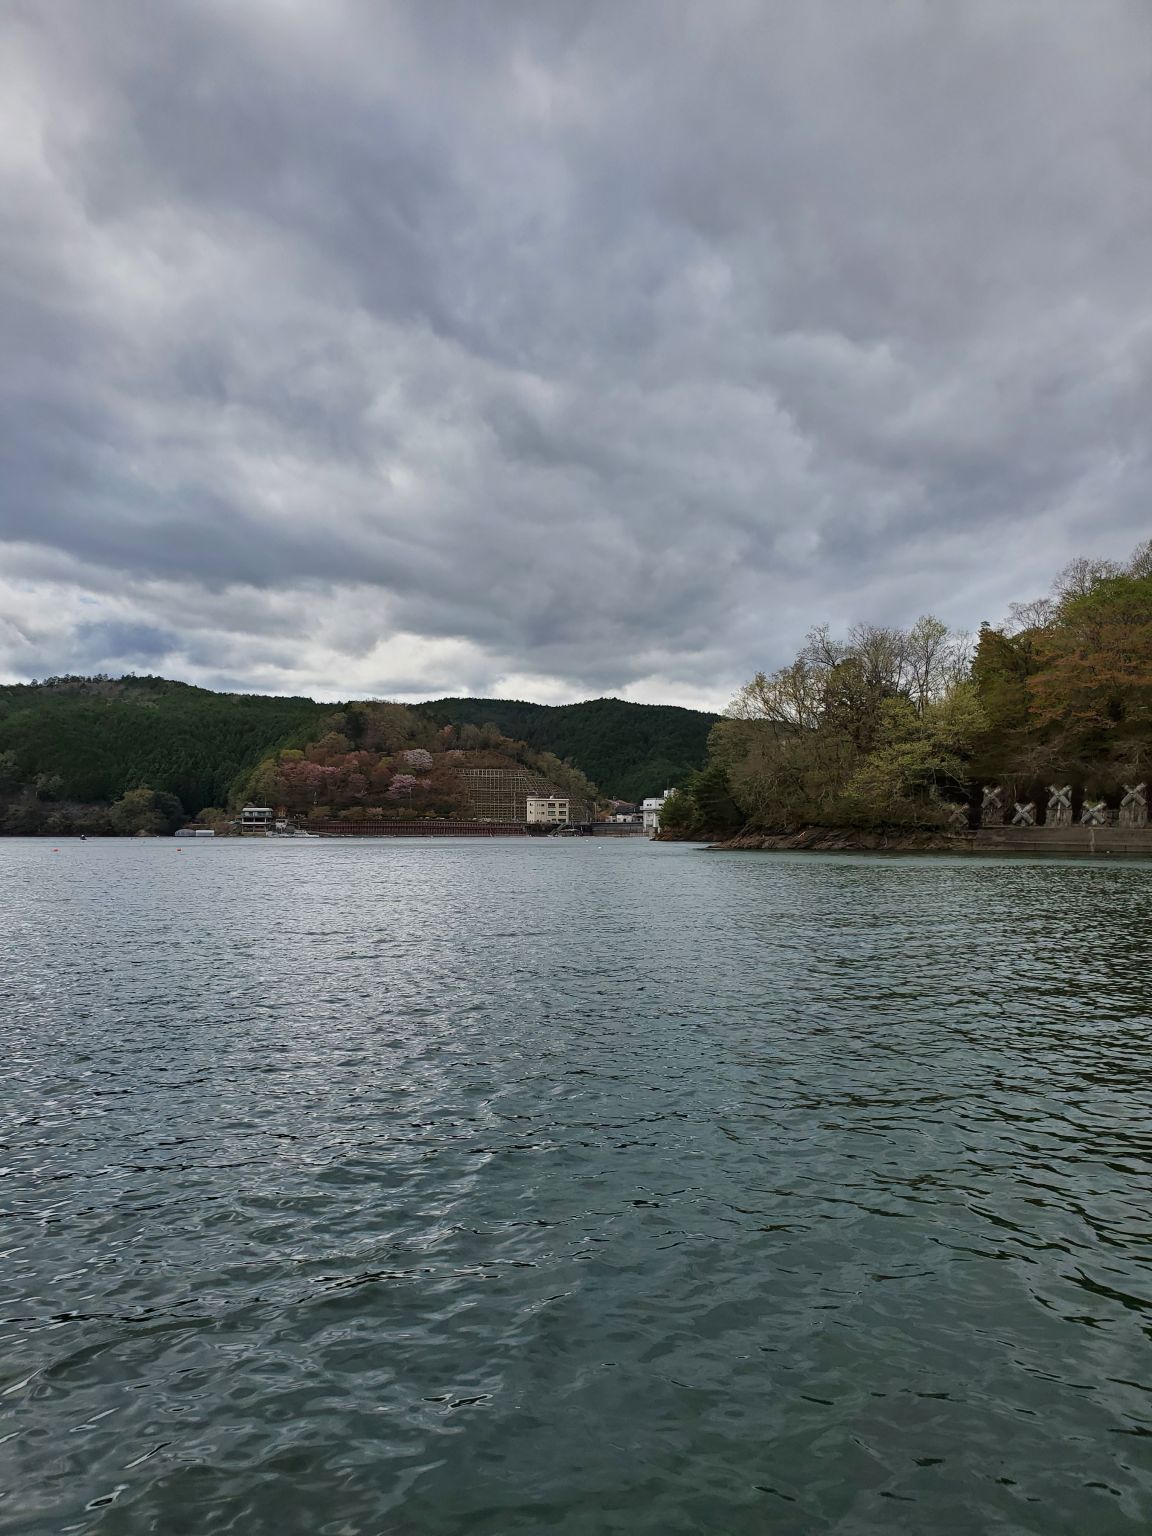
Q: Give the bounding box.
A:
[1,839,1151,1533]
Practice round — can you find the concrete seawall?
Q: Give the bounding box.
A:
[970,826,1152,856]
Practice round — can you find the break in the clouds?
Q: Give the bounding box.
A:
[1,0,1150,706]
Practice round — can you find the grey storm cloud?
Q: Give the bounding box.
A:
[1,0,1150,705]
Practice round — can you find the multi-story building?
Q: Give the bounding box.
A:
[526,796,570,825]
[642,790,675,832]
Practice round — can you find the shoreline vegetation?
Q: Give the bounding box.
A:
[659,540,1152,850]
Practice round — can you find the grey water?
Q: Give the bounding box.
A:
[1,838,1151,1535]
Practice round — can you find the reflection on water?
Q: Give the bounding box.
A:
[1,838,1150,1534]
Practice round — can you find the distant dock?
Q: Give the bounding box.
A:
[310,819,528,837]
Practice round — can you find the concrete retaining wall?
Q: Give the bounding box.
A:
[970,826,1152,856]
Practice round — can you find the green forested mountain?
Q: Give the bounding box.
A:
[414,697,717,802]
[0,676,716,831]
[0,676,328,820]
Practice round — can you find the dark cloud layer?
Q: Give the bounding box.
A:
[2,0,1149,704]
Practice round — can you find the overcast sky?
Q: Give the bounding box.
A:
[1,1,1149,708]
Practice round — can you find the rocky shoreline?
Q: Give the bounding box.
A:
[702,827,966,853]
[671,824,1152,857]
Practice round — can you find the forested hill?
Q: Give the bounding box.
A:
[414,697,718,802]
[0,676,717,827]
[0,676,329,818]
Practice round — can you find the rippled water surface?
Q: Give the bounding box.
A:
[2,837,1152,1534]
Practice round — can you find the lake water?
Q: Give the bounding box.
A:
[2,837,1151,1534]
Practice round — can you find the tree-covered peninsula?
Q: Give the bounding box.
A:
[663,540,1152,841]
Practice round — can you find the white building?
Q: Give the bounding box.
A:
[642,790,675,832]
[240,805,274,829]
[526,796,571,825]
